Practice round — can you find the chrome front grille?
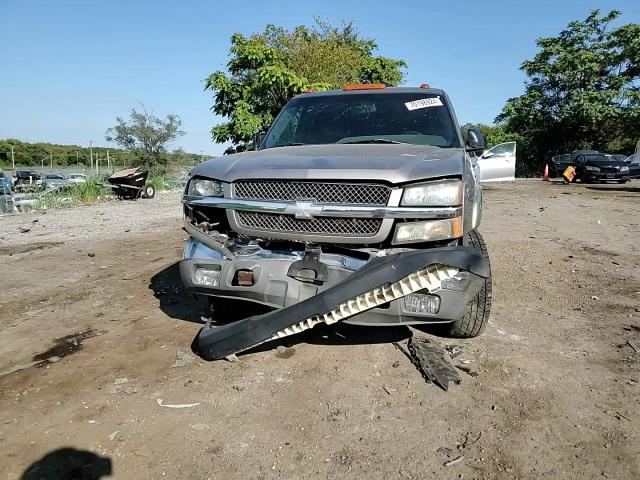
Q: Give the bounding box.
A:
[234,181,391,206]
[236,211,382,237]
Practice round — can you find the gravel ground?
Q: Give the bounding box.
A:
[0,180,639,480]
[0,191,182,245]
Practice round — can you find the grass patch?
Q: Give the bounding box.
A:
[36,177,111,210]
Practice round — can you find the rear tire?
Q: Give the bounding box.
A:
[447,230,492,338]
[143,184,156,199]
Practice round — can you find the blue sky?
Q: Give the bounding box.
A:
[1,0,638,156]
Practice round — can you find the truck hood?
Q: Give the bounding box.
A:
[191,144,465,184]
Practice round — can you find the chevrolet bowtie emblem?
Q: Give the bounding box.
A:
[287,200,323,220]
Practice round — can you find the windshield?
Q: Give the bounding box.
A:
[46,175,64,179]
[263,92,460,149]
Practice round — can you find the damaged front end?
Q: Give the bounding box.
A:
[180,179,488,360]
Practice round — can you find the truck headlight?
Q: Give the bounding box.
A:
[584,166,600,172]
[188,178,224,197]
[401,179,463,206]
[620,166,629,173]
[393,217,463,243]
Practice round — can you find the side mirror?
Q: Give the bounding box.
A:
[465,128,485,155]
[253,132,266,150]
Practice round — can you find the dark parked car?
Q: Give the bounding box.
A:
[624,153,640,179]
[552,151,630,183]
[14,170,41,190]
[573,152,630,183]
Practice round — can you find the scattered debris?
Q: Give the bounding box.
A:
[18,226,30,233]
[627,340,640,353]
[171,350,195,368]
[382,385,395,395]
[190,423,211,431]
[46,356,61,363]
[225,354,238,362]
[614,411,631,422]
[114,378,129,385]
[88,252,96,257]
[109,431,119,441]
[445,345,464,358]
[105,383,138,395]
[409,337,461,391]
[458,431,482,449]
[156,399,200,409]
[591,295,599,300]
[275,347,296,359]
[392,361,400,368]
[443,456,464,467]
[104,384,119,395]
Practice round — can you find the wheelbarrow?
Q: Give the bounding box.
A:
[106,168,155,200]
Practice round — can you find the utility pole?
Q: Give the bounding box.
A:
[106,150,110,171]
[76,151,79,166]
[50,152,53,171]
[41,156,44,175]
[10,145,15,170]
[90,140,93,173]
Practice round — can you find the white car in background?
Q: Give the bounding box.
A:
[68,173,87,184]
[477,142,516,182]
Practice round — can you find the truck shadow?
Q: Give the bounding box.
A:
[149,262,208,325]
[243,322,413,356]
[21,448,112,480]
[586,185,640,193]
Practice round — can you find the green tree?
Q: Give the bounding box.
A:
[105,109,185,169]
[496,10,640,173]
[206,18,407,153]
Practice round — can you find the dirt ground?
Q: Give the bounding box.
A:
[1,180,639,480]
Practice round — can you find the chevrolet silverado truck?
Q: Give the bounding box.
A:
[181,85,492,360]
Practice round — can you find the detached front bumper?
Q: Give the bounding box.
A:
[181,238,490,360]
[181,238,485,327]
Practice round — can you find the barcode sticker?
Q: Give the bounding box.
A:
[405,97,443,111]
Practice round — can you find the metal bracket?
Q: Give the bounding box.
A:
[287,247,329,285]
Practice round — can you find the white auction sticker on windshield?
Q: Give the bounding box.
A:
[405,97,443,111]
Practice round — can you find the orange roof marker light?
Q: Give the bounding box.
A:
[343,83,386,91]
[420,83,431,89]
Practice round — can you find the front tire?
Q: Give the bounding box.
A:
[447,230,492,338]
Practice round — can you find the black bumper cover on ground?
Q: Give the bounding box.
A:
[192,247,490,360]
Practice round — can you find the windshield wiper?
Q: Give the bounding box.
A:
[341,139,408,145]
[275,142,307,147]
